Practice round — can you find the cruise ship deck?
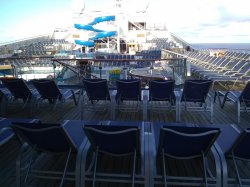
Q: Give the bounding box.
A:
[1,40,250,187]
[1,83,250,187]
[0,17,250,186]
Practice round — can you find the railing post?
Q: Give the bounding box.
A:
[52,61,56,81]
[172,66,175,80]
[11,64,18,78]
[99,62,102,79]
[122,67,127,79]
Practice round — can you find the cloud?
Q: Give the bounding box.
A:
[1,0,250,43]
[139,0,249,43]
[178,20,250,43]
[1,7,73,43]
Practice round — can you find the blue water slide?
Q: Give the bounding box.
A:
[88,15,115,25]
[90,31,117,40]
[74,15,117,47]
[74,40,95,47]
[74,24,103,32]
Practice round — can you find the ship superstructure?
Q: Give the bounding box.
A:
[51,0,189,54]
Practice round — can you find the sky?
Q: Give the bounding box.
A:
[0,0,250,44]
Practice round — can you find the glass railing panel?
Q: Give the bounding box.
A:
[0,54,188,89]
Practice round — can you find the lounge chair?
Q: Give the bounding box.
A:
[218,81,250,123]
[152,124,221,186]
[0,117,39,146]
[115,79,143,114]
[32,79,78,111]
[82,122,144,186]
[175,79,213,122]
[0,88,11,115]
[82,79,114,120]
[205,60,250,79]
[0,78,39,116]
[148,79,176,116]
[11,120,87,187]
[199,124,250,187]
[204,61,250,90]
[221,126,250,187]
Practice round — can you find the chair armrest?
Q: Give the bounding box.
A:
[174,91,182,122]
[174,90,182,102]
[207,92,212,99]
[109,90,117,102]
[226,91,240,103]
[232,73,243,76]
[142,90,148,121]
[109,90,117,120]
[0,127,14,146]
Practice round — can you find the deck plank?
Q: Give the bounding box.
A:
[1,93,250,186]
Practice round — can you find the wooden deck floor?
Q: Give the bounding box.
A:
[1,92,250,187]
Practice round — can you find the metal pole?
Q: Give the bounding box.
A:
[52,62,56,80]
[99,62,102,78]
[11,64,17,78]
[116,14,120,53]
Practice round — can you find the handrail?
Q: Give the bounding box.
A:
[0,35,51,46]
[53,57,186,62]
[0,56,188,85]
[169,32,192,49]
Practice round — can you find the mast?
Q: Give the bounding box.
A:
[114,0,122,53]
[71,0,85,16]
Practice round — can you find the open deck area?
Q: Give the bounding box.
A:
[1,87,250,187]
[0,47,250,187]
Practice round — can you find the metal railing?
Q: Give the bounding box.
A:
[0,55,188,88]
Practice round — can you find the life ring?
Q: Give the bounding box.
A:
[47,74,54,79]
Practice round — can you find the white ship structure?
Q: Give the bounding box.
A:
[0,0,249,85]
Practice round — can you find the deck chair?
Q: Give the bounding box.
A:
[148,79,175,113]
[175,80,213,122]
[32,79,77,110]
[11,120,86,187]
[115,79,142,112]
[82,79,113,120]
[83,124,141,187]
[155,125,220,187]
[0,78,39,116]
[222,127,250,187]
[202,124,250,187]
[0,117,39,146]
[218,82,250,123]
[0,88,11,115]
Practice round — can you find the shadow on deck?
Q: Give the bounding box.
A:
[1,92,250,187]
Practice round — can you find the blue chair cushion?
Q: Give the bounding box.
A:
[0,118,39,145]
[11,122,72,152]
[158,126,220,158]
[84,124,140,155]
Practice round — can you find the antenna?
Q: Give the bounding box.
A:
[143,3,149,13]
[80,0,85,14]
[72,0,85,15]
